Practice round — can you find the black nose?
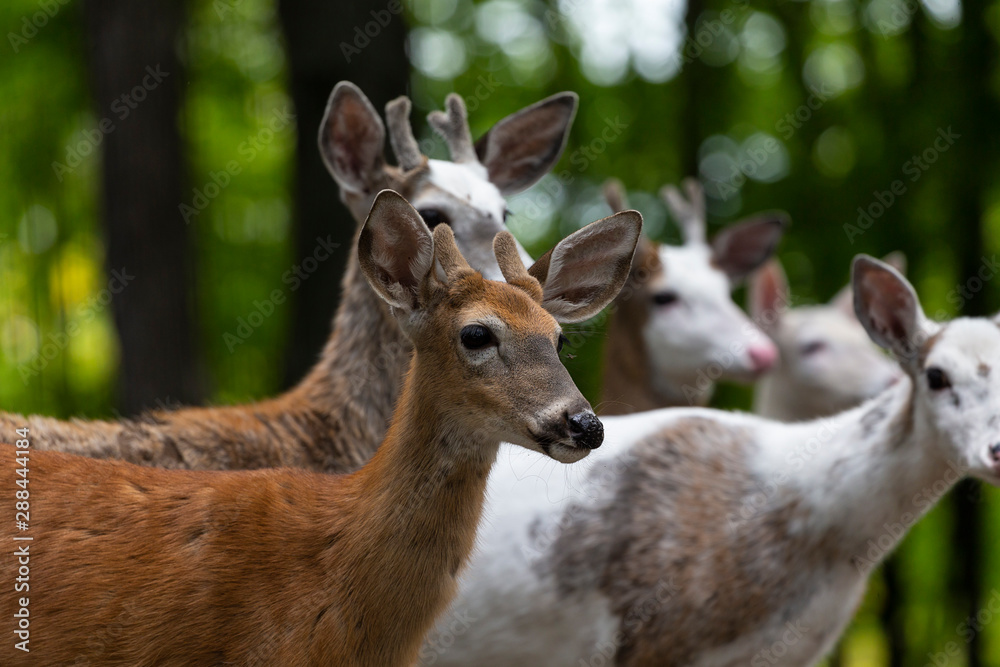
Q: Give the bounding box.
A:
[568,412,604,450]
[990,443,1000,462]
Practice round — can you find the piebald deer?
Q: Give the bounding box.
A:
[428,255,1000,667]
[0,191,642,667]
[600,178,785,413]
[750,255,904,421]
[0,82,577,473]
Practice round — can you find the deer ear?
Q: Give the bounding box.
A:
[749,259,788,332]
[711,213,788,285]
[528,210,642,323]
[319,82,386,195]
[475,92,578,196]
[359,190,434,311]
[852,255,929,371]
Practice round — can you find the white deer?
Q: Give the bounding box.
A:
[750,255,905,421]
[600,178,785,413]
[425,255,1000,667]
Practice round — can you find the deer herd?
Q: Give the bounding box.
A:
[3,82,998,666]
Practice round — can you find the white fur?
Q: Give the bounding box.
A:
[413,160,533,281]
[754,295,903,422]
[642,243,776,405]
[427,304,1000,665]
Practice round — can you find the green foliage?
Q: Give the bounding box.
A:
[2,0,1000,664]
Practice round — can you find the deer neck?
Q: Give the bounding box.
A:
[292,225,412,456]
[601,299,707,414]
[775,378,955,566]
[332,354,499,665]
[754,369,819,421]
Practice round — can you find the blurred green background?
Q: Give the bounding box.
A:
[2,0,1000,664]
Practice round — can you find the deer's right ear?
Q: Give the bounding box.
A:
[359,191,434,311]
[528,210,642,323]
[318,81,386,195]
[749,259,788,332]
[852,255,929,371]
[475,92,578,196]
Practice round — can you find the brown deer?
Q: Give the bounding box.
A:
[0,82,578,474]
[0,190,641,666]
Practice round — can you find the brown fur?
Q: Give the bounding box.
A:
[3,84,580,477]
[0,170,424,474]
[600,239,675,414]
[543,418,855,666]
[0,259,580,666]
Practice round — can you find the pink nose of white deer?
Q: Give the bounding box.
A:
[747,342,778,375]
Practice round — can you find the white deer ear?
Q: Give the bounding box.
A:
[749,259,788,332]
[852,255,929,371]
[358,190,434,311]
[475,92,578,196]
[528,211,642,323]
[711,213,788,285]
[318,82,386,195]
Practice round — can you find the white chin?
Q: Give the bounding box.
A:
[545,442,591,464]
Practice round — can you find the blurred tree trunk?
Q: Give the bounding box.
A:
[278,0,409,387]
[950,1,999,665]
[82,0,201,416]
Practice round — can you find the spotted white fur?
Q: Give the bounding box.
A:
[426,257,1000,666]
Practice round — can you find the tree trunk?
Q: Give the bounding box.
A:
[278,0,410,387]
[949,0,998,664]
[82,0,201,416]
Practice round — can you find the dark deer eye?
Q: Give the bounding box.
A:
[557,334,569,353]
[460,325,493,350]
[652,291,679,306]
[926,367,951,390]
[503,208,512,222]
[418,209,449,228]
[800,341,826,356]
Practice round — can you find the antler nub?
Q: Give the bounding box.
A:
[660,177,707,245]
[603,179,627,214]
[428,94,478,164]
[385,96,425,172]
[494,231,543,301]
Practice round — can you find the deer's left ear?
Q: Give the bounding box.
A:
[528,210,642,323]
[711,213,788,285]
[853,255,931,373]
[358,191,435,312]
[475,92,578,196]
[749,259,789,333]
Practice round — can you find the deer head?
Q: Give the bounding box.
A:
[320,81,577,280]
[750,256,903,420]
[853,255,1000,483]
[359,190,641,463]
[606,178,785,386]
